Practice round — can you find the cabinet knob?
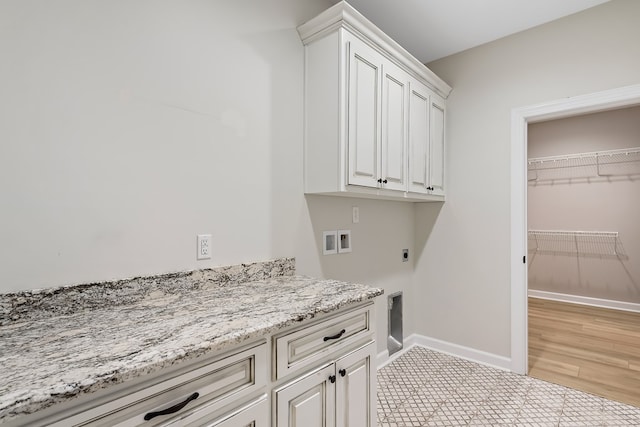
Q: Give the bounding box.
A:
[339,369,346,377]
[383,179,388,184]
[377,178,382,183]
[329,375,336,383]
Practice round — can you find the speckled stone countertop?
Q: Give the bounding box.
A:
[0,258,383,423]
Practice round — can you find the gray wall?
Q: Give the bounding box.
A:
[528,106,640,303]
[416,0,640,358]
[0,0,331,291]
[0,0,417,353]
[4,0,639,361]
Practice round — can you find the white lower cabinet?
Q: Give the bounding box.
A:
[17,304,377,427]
[275,364,336,427]
[335,344,375,427]
[275,342,375,427]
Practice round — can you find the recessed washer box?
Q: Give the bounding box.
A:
[338,230,352,253]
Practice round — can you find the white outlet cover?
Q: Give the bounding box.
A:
[197,234,212,260]
[323,231,338,255]
[338,230,352,253]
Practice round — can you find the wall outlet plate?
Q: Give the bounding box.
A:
[197,234,212,260]
[338,230,352,253]
[323,231,338,255]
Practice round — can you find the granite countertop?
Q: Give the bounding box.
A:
[0,258,383,423]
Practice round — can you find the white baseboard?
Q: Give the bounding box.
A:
[528,289,640,313]
[376,334,511,372]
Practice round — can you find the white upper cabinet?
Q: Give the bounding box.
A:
[298,1,451,202]
[347,34,408,192]
[408,78,447,196]
[347,35,381,189]
[408,79,431,194]
[430,97,446,196]
[380,59,409,192]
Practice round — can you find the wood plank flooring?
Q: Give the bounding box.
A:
[528,297,640,407]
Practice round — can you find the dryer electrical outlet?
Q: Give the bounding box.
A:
[352,206,360,223]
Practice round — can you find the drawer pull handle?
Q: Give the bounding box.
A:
[144,392,200,421]
[323,329,346,342]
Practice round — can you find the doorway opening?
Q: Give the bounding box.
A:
[510,84,640,376]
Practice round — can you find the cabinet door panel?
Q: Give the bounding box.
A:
[347,38,381,188]
[408,81,430,194]
[335,342,375,427]
[381,62,407,191]
[430,100,445,196]
[275,364,335,427]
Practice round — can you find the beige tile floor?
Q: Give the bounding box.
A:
[377,346,640,426]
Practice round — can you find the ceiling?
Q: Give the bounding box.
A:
[332,0,610,64]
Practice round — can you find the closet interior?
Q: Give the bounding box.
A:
[526,105,640,406]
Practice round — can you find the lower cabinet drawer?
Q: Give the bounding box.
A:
[273,304,372,380]
[52,343,267,427]
[174,396,268,427]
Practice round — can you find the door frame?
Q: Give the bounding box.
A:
[510,83,640,375]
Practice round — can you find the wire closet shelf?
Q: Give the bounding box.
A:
[527,146,640,181]
[527,230,624,257]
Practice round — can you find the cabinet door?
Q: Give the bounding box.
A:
[347,36,382,189]
[429,98,446,196]
[335,342,376,427]
[275,364,336,427]
[380,60,408,191]
[407,80,430,194]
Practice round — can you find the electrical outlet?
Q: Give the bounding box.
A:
[352,206,359,223]
[197,234,212,260]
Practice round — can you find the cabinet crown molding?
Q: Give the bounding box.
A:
[297,1,452,99]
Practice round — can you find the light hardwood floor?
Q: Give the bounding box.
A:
[528,297,640,407]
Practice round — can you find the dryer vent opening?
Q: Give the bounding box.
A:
[387,292,403,356]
